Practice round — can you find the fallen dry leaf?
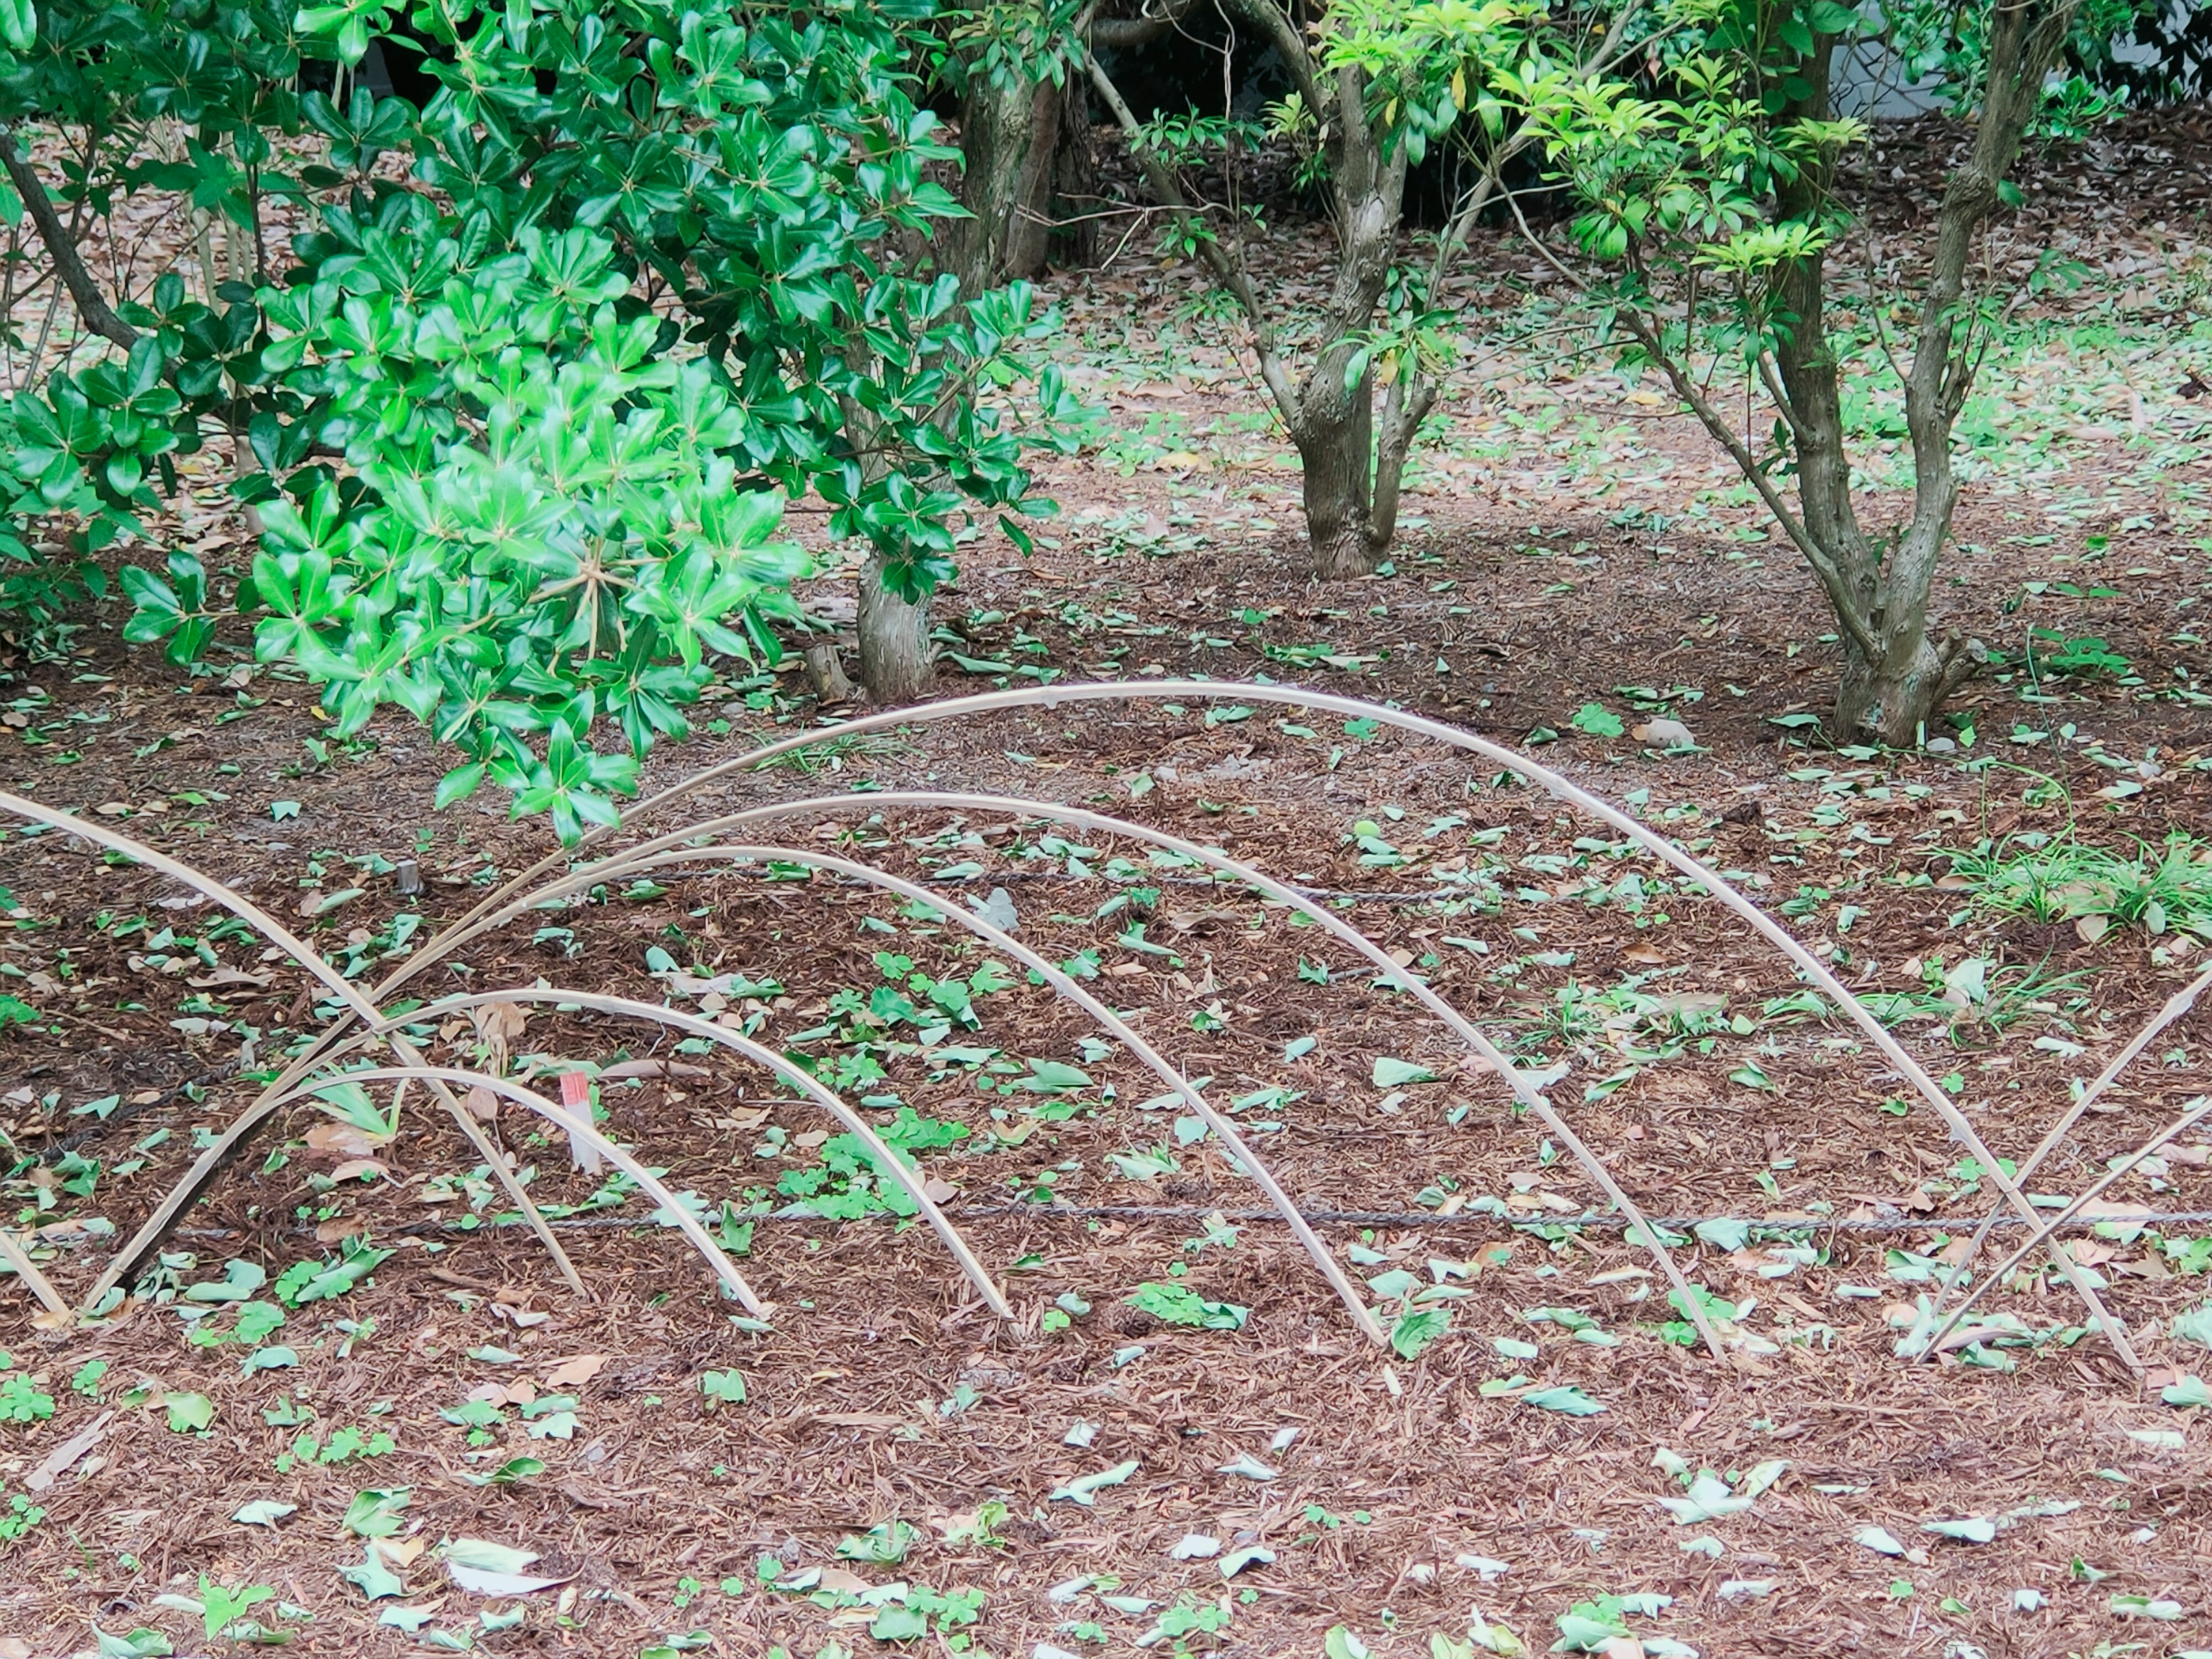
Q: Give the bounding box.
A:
[24,1410,112,1492]
[474,1001,528,1052]
[305,1121,385,1159]
[597,1058,711,1081]
[381,1536,429,1568]
[543,1354,607,1389]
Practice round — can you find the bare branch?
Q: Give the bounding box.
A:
[1,127,137,350]
[1084,54,1298,414]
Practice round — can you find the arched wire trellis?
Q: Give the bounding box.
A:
[6,682,2200,1380]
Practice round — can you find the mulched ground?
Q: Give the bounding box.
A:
[3,106,2212,1659]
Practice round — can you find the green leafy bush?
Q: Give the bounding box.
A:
[0,0,1071,832]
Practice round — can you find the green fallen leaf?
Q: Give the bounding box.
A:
[1923,1516,1997,1544]
[1390,1308,1450,1360]
[1521,1385,1604,1416]
[2172,1301,2212,1348]
[1570,703,1624,739]
[1050,1459,1140,1505]
[2108,1593,2184,1619]
[458,1457,546,1487]
[837,1520,918,1565]
[1370,1056,1437,1087]
[343,1487,412,1539]
[870,1602,929,1642]
[91,1628,174,1658]
[344,1543,407,1602]
[164,1392,215,1433]
[1692,1218,1751,1253]
[2162,1374,2212,1407]
[1127,1282,1247,1331]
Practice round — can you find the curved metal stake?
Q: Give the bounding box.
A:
[265,1065,768,1316]
[314,988,1012,1320]
[419,681,2134,1371]
[0,791,582,1309]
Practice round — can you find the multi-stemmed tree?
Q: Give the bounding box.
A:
[1525,0,2098,742]
[1088,0,1644,576]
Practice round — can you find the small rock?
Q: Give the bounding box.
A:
[1923,736,1957,754]
[1631,718,1697,749]
[393,857,423,895]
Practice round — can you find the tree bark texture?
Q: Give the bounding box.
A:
[954,74,1063,292]
[855,548,934,703]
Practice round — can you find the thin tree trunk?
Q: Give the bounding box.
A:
[1052,81,1099,268]
[856,547,934,703]
[1295,365,1378,578]
[1762,3,2073,744]
[1291,68,1408,577]
[1371,375,1437,552]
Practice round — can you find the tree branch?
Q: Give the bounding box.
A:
[1084,54,1298,416]
[1213,0,1321,111]
[1627,314,1879,660]
[1,127,137,351]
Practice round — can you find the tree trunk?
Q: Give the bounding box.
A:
[1836,615,1982,747]
[1288,69,1408,578]
[1052,82,1098,269]
[856,548,934,703]
[955,75,1061,293]
[1762,8,2066,745]
[1370,374,1437,554]
[1294,349,1378,578]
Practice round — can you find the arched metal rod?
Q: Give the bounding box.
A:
[501,841,1387,1346]
[0,790,585,1312]
[1916,1092,2212,1355]
[1923,957,2212,1355]
[260,1064,768,1317]
[306,988,1012,1320]
[381,681,2136,1373]
[0,1229,67,1316]
[552,790,1732,1363]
